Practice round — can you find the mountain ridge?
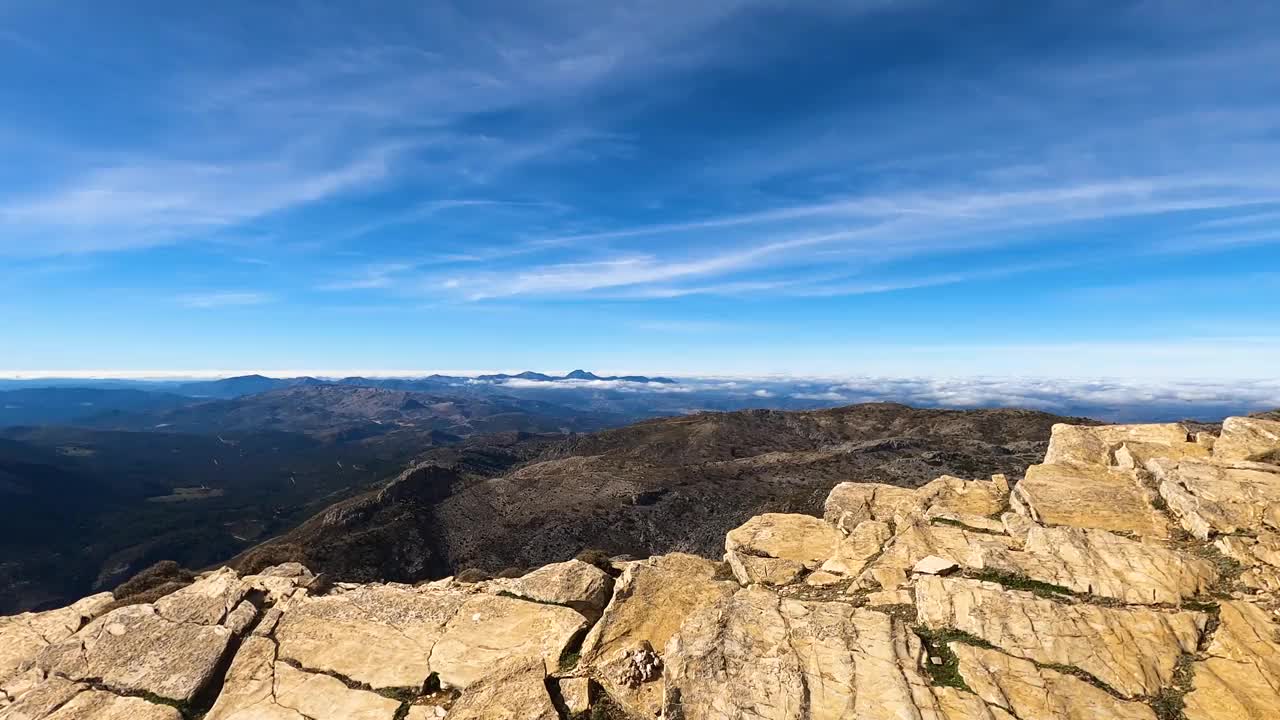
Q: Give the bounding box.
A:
[3,414,1278,719]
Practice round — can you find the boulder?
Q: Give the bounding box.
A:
[1114,439,1210,470]
[1014,463,1172,538]
[557,677,593,716]
[502,559,613,621]
[912,555,958,575]
[857,520,1019,591]
[916,474,1008,517]
[824,482,927,532]
[1214,417,1280,464]
[154,567,246,625]
[916,576,1205,697]
[223,600,258,635]
[824,475,1007,534]
[724,513,841,586]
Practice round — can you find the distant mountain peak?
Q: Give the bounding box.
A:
[565,369,600,380]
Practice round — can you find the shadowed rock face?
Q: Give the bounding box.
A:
[3,412,1279,720]
[232,403,1089,587]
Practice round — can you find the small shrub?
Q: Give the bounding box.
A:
[112,560,194,599]
[495,566,527,579]
[454,568,492,583]
[575,549,614,571]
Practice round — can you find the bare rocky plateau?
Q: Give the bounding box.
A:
[3,414,1280,719]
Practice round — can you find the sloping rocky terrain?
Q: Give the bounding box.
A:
[231,403,1085,584]
[3,414,1278,719]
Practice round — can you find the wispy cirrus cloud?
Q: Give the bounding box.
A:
[177,291,273,309]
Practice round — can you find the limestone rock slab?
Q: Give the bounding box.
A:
[0,676,86,720]
[953,643,1156,720]
[43,690,182,720]
[858,520,1019,591]
[1014,463,1171,538]
[824,475,1007,535]
[1183,601,1280,720]
[273,661,401,720]
[204,636,302,720]
[1159,459,1280,539]
[663,587,959,720]
[1014,525,1218,604]
[0,593,112,687]
[579,553,735,718]
[503,559,613,621]
[916,576,1206,697]
[154,567,246,626]
[446,657,558,720]
[557,677,592,716]
[1214,416,1280,464]
[824,482,928,532]
[820,520,891,577]
[37,604,233,703]
[725,513,841,586]
[275,584,467,690]
[1044,422,1191,467]
[428,592,586,690]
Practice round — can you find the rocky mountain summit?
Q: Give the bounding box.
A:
[2,415,1279,720]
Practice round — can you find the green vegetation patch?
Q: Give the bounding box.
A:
[967,569,1075,599]
[912,626,994,690]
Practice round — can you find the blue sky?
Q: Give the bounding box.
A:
[1,0,1278,378]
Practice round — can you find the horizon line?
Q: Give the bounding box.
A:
[1,369,1278,384]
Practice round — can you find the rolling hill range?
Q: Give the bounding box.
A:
[233,403,1095,585]
[86,384,629,437]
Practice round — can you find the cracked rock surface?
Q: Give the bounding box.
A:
[3,414,1279,719]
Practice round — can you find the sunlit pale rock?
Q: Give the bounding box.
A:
[0,593,112,687]
[916,576,1206,697]
[1183,601,1280,720]
[1158,459,1280,539]
[1012,525,1218,604]
[501,559,613,621]
[1043,422,1191,467]
[275,583,466,690]
[579,554,735,718]
[1214,417,1280,464]
[819,520,891,577]
[725,513,841,586]
[953,643,1156,720]
[1014,462,1172,538]
[429,592,586,690]
[447,657,559,720]
[663,587,952,719]
[36,603,233,703]
[42,690,182,720]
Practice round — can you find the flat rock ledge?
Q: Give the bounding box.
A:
[2,416,1279,719]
